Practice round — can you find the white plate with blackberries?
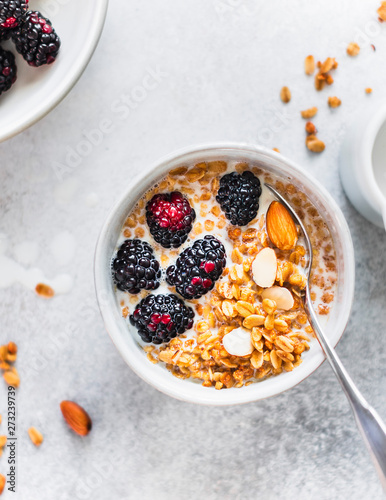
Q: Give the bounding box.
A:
[0,0,108,141]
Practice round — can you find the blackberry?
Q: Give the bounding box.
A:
[0,26,12,40]
[112,239,161,294]
[166,235,226,300]
[12,11,60,66]
[0,0,28,28]
[146,191,195,248]
[130,294,194,344]
[0,47,16,96]
[216,171,262,226]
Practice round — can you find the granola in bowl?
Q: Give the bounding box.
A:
[112,160,337,390]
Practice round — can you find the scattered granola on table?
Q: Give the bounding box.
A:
[113,162,337,389]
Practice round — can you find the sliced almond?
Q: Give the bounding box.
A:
[28,427,44,447]
[222,327,253,357]
[261,286,294,311]
[251,248,277,288]
[266,201,298,251]
[60,401,92,436]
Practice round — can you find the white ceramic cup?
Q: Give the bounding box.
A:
[94,143,355,406]
[340,102,386,229]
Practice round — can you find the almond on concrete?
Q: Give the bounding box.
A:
[28,427,44,447]
[60,401,92,436]
[266,202,298,251]
[251,248,277,288]
[261,286,294,311]
[304,55,315,75]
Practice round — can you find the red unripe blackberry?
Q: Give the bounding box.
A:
[0,0,28,28]
[146,191,195,248]
[130,294,195,344]
[166,235,226,300]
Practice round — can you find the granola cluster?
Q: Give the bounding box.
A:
[116,161,337,389]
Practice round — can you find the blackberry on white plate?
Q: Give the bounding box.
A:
[0,46,16,96]
[12,11,61,66]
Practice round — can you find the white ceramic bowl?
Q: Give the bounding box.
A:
[0,0,108,142]
[95,143,355,406]
[340,102,386,228]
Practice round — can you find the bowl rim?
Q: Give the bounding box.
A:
[0,0,109,143]
[94,142,355,406]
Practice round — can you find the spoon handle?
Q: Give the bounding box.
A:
[304,289,386,492]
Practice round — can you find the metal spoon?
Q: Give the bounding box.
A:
[265,183,386,491]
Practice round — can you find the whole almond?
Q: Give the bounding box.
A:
[266,201,298,251]
[60,401,92,436]
[28,427,44,447]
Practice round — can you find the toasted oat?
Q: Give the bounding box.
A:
[28,427,44,447]
[35,283,55,299]
[378,1,386,21]
[243,315,265,329]
[3,370,19,387]
[306,135,325,153]
[304,55,315,75]
[328,96,341,108]
[301,107,318,119]
[305,121,316,135]
[347,42,360,57]
[280,86,291,103]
